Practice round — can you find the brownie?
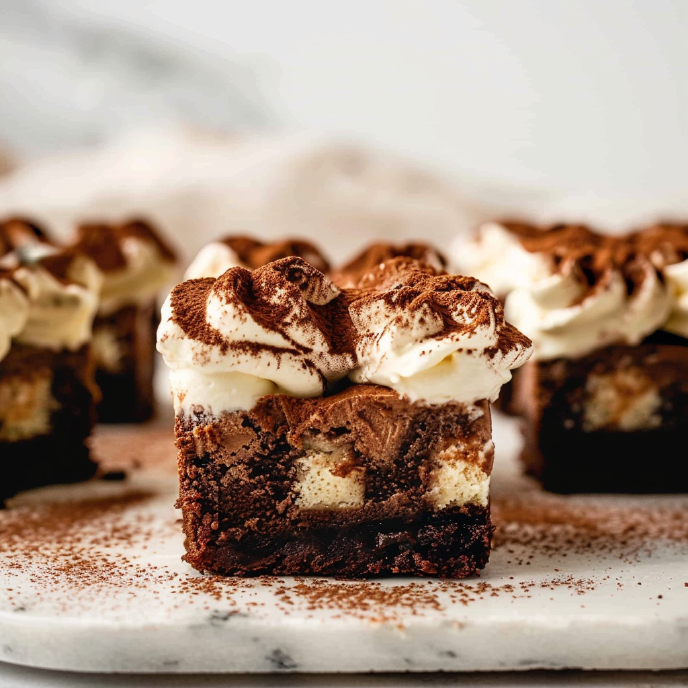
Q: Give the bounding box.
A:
[72,218,178,423]
[457,220,688,493]
[0,245,102,503]
[158,255,532,577]
[91,302,158,423]
[0,344,100,503]
[517,333,688,494]
[176,386,494,577]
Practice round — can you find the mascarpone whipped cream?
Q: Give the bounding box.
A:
[183,235,330,280]
[348,262,532,404]
[73,220,178,315]
[506,256,671,360]
[184,242,245,280]
[458,221,688,361]
[157,256,533,415]
[450,222,553,299]
[0,274,28,361]
[158,258,355,414]
[1,244,102,351]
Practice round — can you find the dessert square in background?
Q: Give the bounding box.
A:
[0,220,102,503]
[453,220,688,493]
[70,218,179,423]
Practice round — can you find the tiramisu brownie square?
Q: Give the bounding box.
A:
[183,234,330,279]
[461,221,688,493]
[157,256,532,577]
[72,218,179,423]
[0,245,103,503]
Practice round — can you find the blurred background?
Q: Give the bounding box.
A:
[1,0,687,265]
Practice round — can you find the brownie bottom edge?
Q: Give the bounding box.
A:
[183,506,494,579]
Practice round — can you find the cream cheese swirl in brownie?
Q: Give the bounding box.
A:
[73,219,178,315]
[1,244,102,351]
[460,221,688,361]
[0,271,29,361]
[158,256,533,414]
[183,235,330,280]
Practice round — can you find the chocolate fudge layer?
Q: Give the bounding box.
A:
[183,234,330,279]
[158,256,532,578]
[0,245,102,503]
[458,220,688,493]
[73,218,178,423]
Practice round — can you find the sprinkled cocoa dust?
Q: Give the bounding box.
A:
[1,422,687,621]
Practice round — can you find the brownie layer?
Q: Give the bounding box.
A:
[92,302,157,423]
[187,508,492,577]
[517,335,688,493]
[175,384,494,578]
[0,344,100,503]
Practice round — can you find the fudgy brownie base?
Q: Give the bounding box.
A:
[187,507,492,577]
[0,344,100,503]
[175,385,494,578]
[92,302,158,423]
[517,332,688,493]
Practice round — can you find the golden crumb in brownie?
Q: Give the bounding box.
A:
[582,367,662,432]
[0,372,59,441]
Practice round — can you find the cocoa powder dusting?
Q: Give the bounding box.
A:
[220,235,331,273]
[495,219,688,300]
[74,218,178,273]
[1,423,687,620]
[169,255,530,372]
[330,241,447,288]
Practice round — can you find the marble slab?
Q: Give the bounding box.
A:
[1,413,687,674]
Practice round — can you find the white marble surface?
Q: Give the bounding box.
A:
[1,414,687,677]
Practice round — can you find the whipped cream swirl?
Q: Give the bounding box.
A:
[458,221,688,360]
[505,256,671,360]
[73,221,178,315]
[183,241,244,280]
[1,244,102,351]
[158,258,354,414]
[349,265,532,404]
[98,236,176,314]
[451,222,553,299]
[183,235,330,280]
[158,256,533,414]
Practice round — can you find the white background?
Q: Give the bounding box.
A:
[2,0,688,200]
